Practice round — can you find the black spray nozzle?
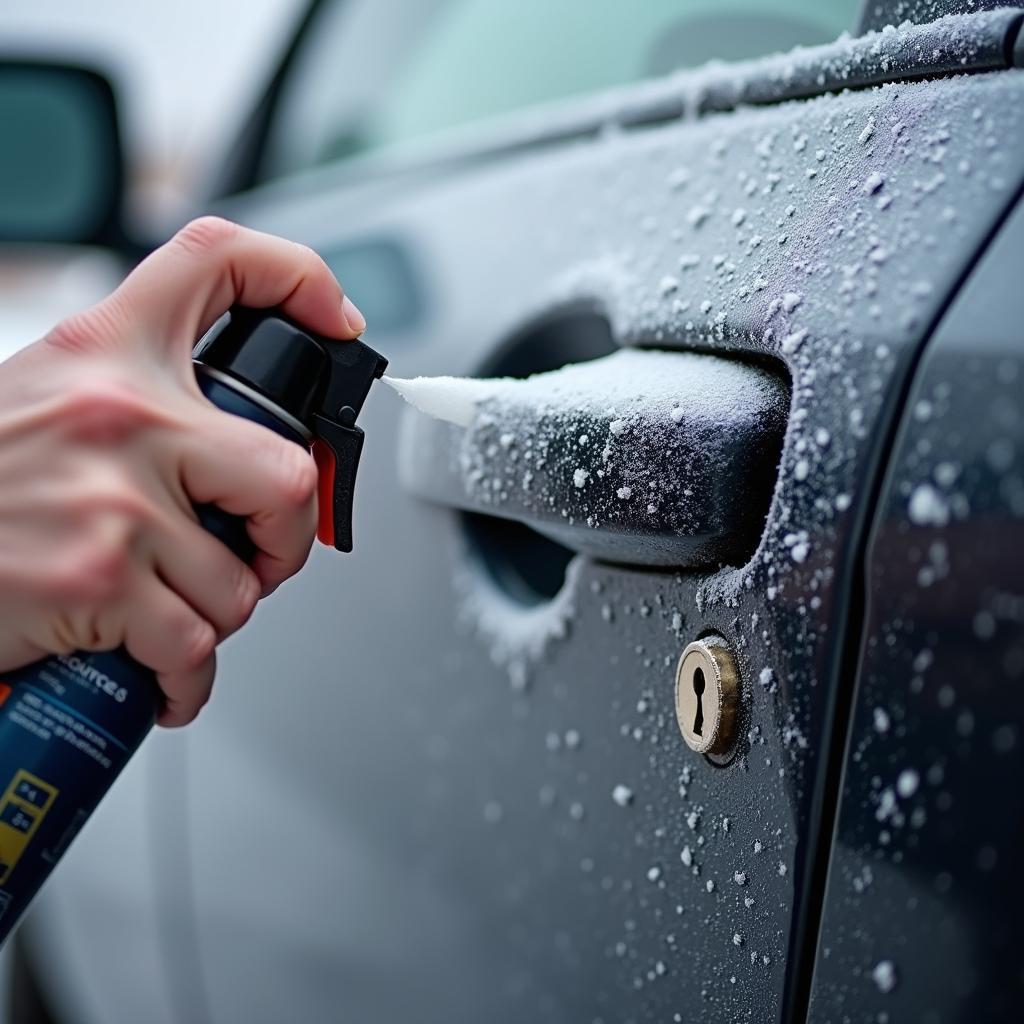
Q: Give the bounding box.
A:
[194,306,388,552]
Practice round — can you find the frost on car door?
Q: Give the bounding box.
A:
[28,4,1024,1024]
[808,190,1024,1024]
[190,68,1024,1024]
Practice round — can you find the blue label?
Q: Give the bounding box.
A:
[0,650,157,937]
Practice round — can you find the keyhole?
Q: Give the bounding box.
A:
[692,666,706,736]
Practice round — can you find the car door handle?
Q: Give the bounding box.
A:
[397,348,788,568]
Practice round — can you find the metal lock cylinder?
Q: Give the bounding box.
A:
[674,636,740,756]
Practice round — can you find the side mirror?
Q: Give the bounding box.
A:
[0,60,127,246]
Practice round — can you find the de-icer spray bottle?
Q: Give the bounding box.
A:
[0,307,386,943]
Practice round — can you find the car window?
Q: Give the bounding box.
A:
[260,0,859,182]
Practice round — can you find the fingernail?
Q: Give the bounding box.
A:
[342,295,366,334]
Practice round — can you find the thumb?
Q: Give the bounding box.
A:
[72,218,363,361]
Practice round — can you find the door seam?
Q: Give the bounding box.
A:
[781,172,1024,1024]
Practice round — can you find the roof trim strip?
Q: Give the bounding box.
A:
[230,9,1024,205]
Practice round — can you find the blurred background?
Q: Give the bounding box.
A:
[0,0,304,364]
[0,0,853,365]
[2,0,304,219]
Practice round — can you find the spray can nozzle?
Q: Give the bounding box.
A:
[193,306,388,551]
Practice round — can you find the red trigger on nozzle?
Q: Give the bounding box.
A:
[312,440,337,547]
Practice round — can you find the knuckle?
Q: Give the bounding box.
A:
[158,696,196,728]
[40,562,91,605]
[54,609,120,654]
[292,241,333,282]
[70,483,153,541]
[173,707,200,727]
[56,379,150,443]
[43,313,94,354]
[227,562,260,630]
[81,536,133,599]
[42,628,77,656]
[47,535,133,604]
[194,685,213,715]
[292,241,319,263]
[210,553,259,634]
[43,298,126,355]
[275,446,318,507]
[173,216,238,258]
[180,619,216,672]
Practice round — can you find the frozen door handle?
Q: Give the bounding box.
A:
[397,348,788,568]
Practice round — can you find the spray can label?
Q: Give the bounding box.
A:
[0,650,157,937]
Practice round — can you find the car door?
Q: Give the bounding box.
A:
[28,2,1024,1023]
[807,180,1024,1022]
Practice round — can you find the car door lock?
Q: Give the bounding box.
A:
[675,636,741,756]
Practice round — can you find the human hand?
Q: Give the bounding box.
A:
[0,217,364,725]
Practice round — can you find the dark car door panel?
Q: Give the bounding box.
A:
[808,190,1024,1023]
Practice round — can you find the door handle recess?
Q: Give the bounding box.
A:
[398,348,788,568]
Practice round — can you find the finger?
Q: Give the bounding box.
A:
[100,218,363,353]
[157,651,217,728]
[150,511,261,639]
[0,634,48,674]
[178,411,318,589]
[122,573,217,678]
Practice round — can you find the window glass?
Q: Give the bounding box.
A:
[262,0,859,181]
